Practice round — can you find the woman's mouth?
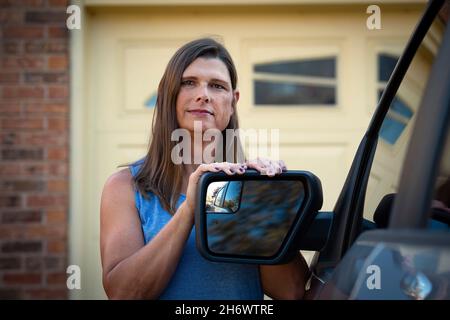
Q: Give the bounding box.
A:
[187,109,214,117]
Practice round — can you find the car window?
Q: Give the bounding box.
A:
[363,17,446,222]
[430,122,450,228]
[223,181,242,212]
[214,186,226,207]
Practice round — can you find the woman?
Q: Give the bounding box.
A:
[100,38,310,299]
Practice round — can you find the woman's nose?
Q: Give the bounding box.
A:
[195,85,210,103]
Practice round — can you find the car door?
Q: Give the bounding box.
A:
[317,14,450,298]
[306,0,448,287]
[305,0,449,298]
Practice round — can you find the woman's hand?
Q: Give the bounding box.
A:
[184,162,247,214]
[245,158,287,177]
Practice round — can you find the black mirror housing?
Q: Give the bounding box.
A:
[195,170,323,264]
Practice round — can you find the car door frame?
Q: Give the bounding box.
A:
[314,0,446,276]
[389,12,450,230]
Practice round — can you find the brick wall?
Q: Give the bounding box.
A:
[0,0,70,299]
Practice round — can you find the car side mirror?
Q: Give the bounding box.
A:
[195,170,323,264]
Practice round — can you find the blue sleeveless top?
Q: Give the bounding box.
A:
[129,159,263,300]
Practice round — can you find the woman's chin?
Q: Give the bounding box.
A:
[183,121,220,132]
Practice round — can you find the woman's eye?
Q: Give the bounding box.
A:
[212,83,225,90]
[181,80,194,86]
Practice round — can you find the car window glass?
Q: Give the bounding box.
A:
[363,17,445,222]
[430,122,450,228]
[223,181,242,212]
[214,186,226,207]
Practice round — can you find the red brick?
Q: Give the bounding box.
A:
[3,26,44,38]
[47,180,67,193]
[1,0,45,6]
[2,148,44,160]
[0,103,22,115]
[2,41,21,54]
[0,132,21,145]
[0,226,16,238]
[0,164,21,176]
[43,103,68,113]
[48,86,68,99]
[48,55,68,70]
[25,225,66,239]
[22,132,66,146]
[0,257,21,270]
[48,26,67,38]
[47,118,68,131]
[2,86,45,99]
[24,289,67,299]
[1,118,44,130]
[3,273,42,285]
[26,72,68,83]
[0,195,21,208]
[1,210,42,223]
[47,240,65,254]
[0,224,57,239]
[25,11,67,24]
[22,163,48,176]
[25,256,61,271]
[24,41,67,54]
[47,147,67,160]
[1,241,42,254]
[2,56,45,69]
[0,72,20,83]
[46,272,66,285]
[46,210,66,224]
[48,163,68,177]
[0,10,23,24]
[23,103,68,114]
[0,289,22,299]
[26,195,66,208]
[48,0,69,6]
[0,180,45,192]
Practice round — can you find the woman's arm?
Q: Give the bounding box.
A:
[259,253,310,300]
[100,169,194,299]
[100,162,246,299]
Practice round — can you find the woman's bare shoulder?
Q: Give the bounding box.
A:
[106,168,133,185]
[102,168,134,203]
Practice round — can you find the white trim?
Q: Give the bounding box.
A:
[69,0,87,300]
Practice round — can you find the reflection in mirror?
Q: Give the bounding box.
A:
[206,181,243,213]
[205,180,305,257]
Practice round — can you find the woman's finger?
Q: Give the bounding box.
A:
[272,162,282,174]
[252,163,271,176]
[279,160,287,171]
[246,158,287,176]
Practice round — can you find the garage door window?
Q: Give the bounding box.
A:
[378,53,414,145]
[253,57,336,106]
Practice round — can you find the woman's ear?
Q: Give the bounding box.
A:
[232,90,240,113]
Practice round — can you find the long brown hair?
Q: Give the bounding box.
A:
[133,38,242,214]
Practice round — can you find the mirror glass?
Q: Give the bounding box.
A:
[205,180,305,257]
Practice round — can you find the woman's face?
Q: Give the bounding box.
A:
[176,57,239,133]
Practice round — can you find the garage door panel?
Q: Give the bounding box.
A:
[280,142,349,210]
